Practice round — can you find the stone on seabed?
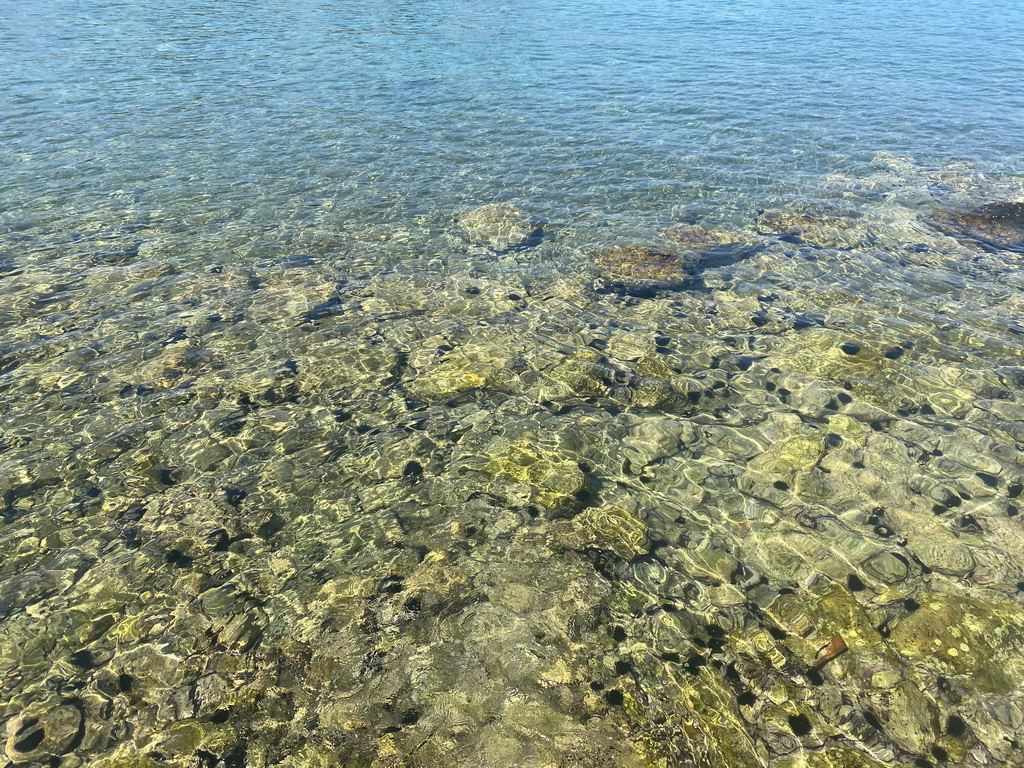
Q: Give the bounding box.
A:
[458,203,537,250]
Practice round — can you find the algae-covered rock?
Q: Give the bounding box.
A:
[482,439,585,509]
[890,592,1024,693]
[776,747,889,768]
[556,505,650,560]
[458,203,538,250]
[674,667,767,768]
[593,244,690,293]
[4,701,83,763]
[929,201,1024,253]
[660,225,734,250]
[757,210,855,247]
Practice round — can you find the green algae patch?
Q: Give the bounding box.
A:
[674,668,767,768]
[94,756,165,768]
[555,505,651,559]
[747,434,825,478]
[482,438,585,508]
[890,593,1024,693]
[776,748,889,768]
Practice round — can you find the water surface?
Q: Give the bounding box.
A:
[2,2,1024,767]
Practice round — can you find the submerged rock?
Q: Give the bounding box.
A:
[593,244,690,294]
[890,592,1024,693]
[458,203,538,250]
[757,210,854,247]
[929,202,1024,253]
[660,224,734,249]
[4,702,83,763]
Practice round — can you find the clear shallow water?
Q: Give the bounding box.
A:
[2,2,1024,767]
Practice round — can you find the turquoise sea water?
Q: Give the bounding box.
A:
[3,2,1024,767]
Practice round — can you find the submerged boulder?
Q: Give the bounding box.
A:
[458,203,538,250]
[660,224,734,250]
[593,244,691,294]
[757,210,854,247]
[930,202,1024,253]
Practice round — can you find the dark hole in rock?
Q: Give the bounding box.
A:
[687,391,702,404]
[685,654,707,673]
[210,709,231,724]
[932,504,948,515]
[211,531,231,552]
[736,356,753,371]
[765,381,777,392]
[165,549,193,569]
[662,652,681,663]
[196,748,220,768]
[773,481,789,491]
[777,587,795,595]
[839,342,860,355]
[655,335,672,347]
[574,488,593,504]
[577,461,594,473]
[465,286,480,295]
[378,576,404,595]
[751,313,768,327]
[1009,505,1020,518]
[825,398,839,411]
[381,726,400,734]
[957,514,982,533]
[945,714,966,737]
[604,689,624,706]
[846,574,867,591]
[403,461,423,480]
[863,710,883,730]
[404,596,422,612]
[465,526,478,536]
[869,420,886,432]
[1008,483,1023,498]
[931,746,949,762]
[354,424,373,434]
[612,626,627,642]
[507,293,522,301]
[913,760,934,768]
[257,515,286,539]
[661,603,679,613]
[401,710,420,726]
[852,461,865,469]
[825,433,843,448]
[590,681,604,691]
[837,392,853,404]
[157,468,179,486]
[806,668,824,686]
[768,626,787,640]
[118,673,133,692]
[874,525,892,538]
[884,346,905,360]
[919,403,936,415]
[223,487,247,506]
[526,506,540,518]
[13,721,45,753]
[778,387,791,398]
[614,660,633,675]
[788,714,812,736]
[737,691,757,706]
[69,650,95,669]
